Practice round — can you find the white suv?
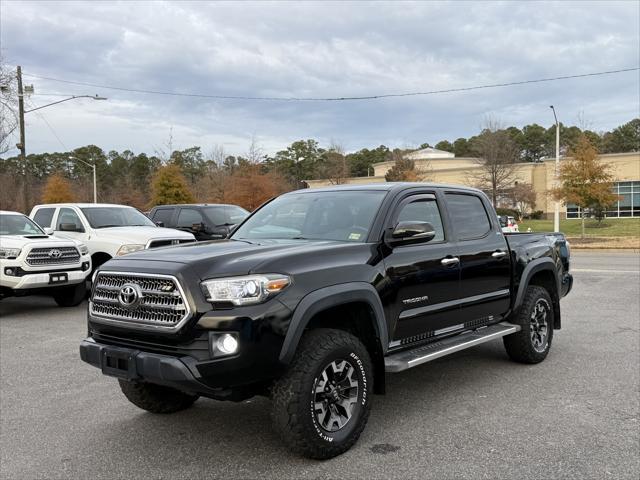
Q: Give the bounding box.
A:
[0,211,92,306]
[30,203,196,271]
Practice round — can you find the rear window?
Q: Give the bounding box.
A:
[33,208,55,228]
[445,193,492,240]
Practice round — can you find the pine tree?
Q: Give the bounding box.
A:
[41,174,76,203]
[149,164,195,206]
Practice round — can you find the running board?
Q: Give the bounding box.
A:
[384,322,521,373]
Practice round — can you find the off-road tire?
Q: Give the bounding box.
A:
[271,328,373,459]
[53,281,86,307]
[118,380,199,414]
[503,285,554,364]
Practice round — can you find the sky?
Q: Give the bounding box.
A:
[1,0,639,157]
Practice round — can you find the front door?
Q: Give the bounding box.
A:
[54,207,89,243]
[444,192,511,324]
[383,192,462,346]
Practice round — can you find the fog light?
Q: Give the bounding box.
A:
[82,262,90,271]
[217,334,239,355]
[4,267,16,276]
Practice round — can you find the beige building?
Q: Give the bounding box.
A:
[306,148,640,218]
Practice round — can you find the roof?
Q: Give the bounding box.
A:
[404,147,455,160]
[31,203,137,208]
[0,210,24,216]
[150,203,243,208]
[286,182,483,195]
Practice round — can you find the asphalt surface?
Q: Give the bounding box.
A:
[1,252,639,479]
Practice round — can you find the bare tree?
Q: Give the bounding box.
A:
[0,59,18,155]
[321,142,350,185]
[153,127,174,164]
[470,118,518,207]
[509,182,537,220]
[246,134,264,164]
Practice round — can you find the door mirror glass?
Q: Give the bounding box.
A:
[389,221,436,246]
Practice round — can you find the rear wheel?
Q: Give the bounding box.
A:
[118,380,199,414]
[53,282,86,307]
[503,285,554,364]
[271,328,373,459]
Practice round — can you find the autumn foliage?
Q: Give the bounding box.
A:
[41,174,77,203]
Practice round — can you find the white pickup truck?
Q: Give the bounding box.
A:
[0,211,92,306]
[29,203,195,272]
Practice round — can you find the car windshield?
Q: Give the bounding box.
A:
[0,214,45,235]
[231,191,387,242]
[81,207,155,228]
[202,206,249,226]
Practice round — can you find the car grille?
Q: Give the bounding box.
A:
[90,272,190,329]
[26,247,80,266]
[147,239,195,249]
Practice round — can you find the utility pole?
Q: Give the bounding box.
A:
[17,66,28,212]
[550,105,560,232]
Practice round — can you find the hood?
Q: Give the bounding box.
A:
[91,226,195,244]
[0,235,83,249]
[105,238,377,280]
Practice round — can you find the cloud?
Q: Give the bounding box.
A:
[2,0,638,156]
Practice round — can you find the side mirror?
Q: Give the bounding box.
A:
[387,221,436,246]
[43,227,54,235]
[59,223,84,233]
[191,222,204,232]
[155,221,165,227]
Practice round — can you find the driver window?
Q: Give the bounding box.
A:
[56,208,84,232]
[397,199,445,242]
[177,209,204,228]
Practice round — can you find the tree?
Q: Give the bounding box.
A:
[320,144,350,185]
[520,124,547,162]
[346,145,389,177]
[470,120,519,207]
[264,139,325,186]
[41,174,76,203]
[0,59,18,155]
[224,165,287,210]
[385,151,420,182]
[149,164,195,206]
[553,136,619,236]
[601,118,640,153]
[434,140,453,152]
[452,137,471,157]
[509,182,537,220]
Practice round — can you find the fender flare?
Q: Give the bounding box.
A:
[278,282,388,364]
[514,257,560,310]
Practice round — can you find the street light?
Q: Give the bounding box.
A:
[550,105,560,232]
[25,95,107,114]
[69,156,97,204]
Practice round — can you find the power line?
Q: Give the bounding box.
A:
[22,67,640,102]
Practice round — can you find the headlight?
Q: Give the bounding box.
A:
[0,248,21,259]
[116,244,145,256]
[79,244,89,255]
[201,274,290,306]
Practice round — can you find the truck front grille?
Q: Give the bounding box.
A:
[147,239,195,249]
[90,272,190,330]
[26,246,80,266]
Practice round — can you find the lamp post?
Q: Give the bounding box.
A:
[550,105,560,232]
[69,156,97,203]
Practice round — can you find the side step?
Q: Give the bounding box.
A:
[384,322,521,373]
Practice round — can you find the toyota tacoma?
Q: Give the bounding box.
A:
[80,183,573,459]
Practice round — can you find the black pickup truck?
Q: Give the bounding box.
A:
[80,183,572,459]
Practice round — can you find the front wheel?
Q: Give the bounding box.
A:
[271,328,373,459]
[53,282,86,307]
[503,285,554,364]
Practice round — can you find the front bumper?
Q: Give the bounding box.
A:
[1,265,90,289]
[80,338,243,399]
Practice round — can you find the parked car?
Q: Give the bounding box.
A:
[147,204,249,241]
[498,215,519,232]
[80,183,572,459]
[0,211,91,306]
[29,203,195,272]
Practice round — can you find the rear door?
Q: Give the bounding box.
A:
[176,207,211,240]
[151,207,175,227]
[445,192,511,324]
[382,191,462,346]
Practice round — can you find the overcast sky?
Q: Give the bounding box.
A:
[1,0,639,157]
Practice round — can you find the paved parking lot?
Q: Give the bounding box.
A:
[1,252,639,479]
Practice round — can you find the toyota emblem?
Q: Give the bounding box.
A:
[48,249,62,259]
[118,283,142,308]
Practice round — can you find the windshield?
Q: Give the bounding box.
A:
[202,206,249,226]
[81,207,155,228]
[0,214,45,235]
[231,191,386,242]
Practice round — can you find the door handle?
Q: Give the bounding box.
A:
[492,250,507,258]
[440,257,460,266]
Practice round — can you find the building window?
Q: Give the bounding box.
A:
[566,181,640,218]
